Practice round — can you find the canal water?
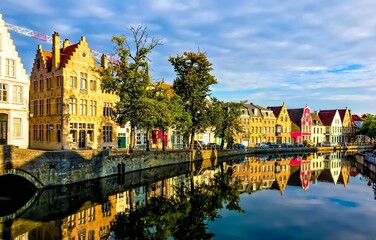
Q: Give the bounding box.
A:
[0,151,375,239]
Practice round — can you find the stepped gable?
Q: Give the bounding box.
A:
[60,43,79,67]
[268,106,282,118]
[318,110,336,126]
[40,43,79,71]
[287,108,304,128]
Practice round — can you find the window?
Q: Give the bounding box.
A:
[0,83,8,101]
[80,72,87,90]
[5,59,16,77]
[33,78,38,91]
[69,98,77,114]
[39,100,44,116]
[89,100,97,116]
[103,102,112,117]
[56,97,62,114]
[88,207,95,222]
[39,77,44,91]
[79,99,87,115]
[56,76,62,87]
[12,118,22,137]
[136,133,141,144]
[103,125,112,142]
[78,210,85,224]
[57,124,61,142]
[12,85,23,103]
[70,76,77,88]
[33,100,38,116]
[88,230,95,240]
[102,201,111,217]
[33,125,37,141]
[46,124,51,142]
[46,78,51,89]
[67,214,75,228]
[90,80,96,91]
[39,124,43,141]
[46,99,51,115]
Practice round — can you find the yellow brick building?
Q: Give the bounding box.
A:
[240,103,263,147]
[29,32,118,150]
[252,103,276,143]
[268,103,291,144]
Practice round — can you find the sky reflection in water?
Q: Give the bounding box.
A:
[209,176,376,240]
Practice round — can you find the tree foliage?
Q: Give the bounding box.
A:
[111,164,243,239]
[98,25,162,150]
[169,51,218,148]
[359,114,376,140]
[209,98,245,148]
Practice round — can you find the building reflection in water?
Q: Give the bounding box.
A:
[5,151,371,239]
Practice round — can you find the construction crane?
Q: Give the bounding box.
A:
[4,22,118,63]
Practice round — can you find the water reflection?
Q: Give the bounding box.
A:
[1,151,375,239]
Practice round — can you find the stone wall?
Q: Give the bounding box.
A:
[0,145,247,188]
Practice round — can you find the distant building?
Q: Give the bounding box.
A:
[268,102,291,144]
[252,103,277,143]
[29,32,118,150]
[337,108,355,144]
[287,105,312,144]
[0,14,29,148]
[318,109,342,144]
[311,111,326,145]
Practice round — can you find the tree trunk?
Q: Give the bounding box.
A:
[190,130,195,150]
[162,127,166,151]
[146,128,150,151]
[130,124,135,151]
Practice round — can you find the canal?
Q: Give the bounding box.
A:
[0,151,375,239]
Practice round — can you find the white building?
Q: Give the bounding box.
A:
[0,14,29,148]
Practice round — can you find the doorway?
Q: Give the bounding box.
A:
[79,130,86,149]
[0,114,7,145]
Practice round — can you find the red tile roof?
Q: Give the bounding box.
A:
[41,43,79,71]
[352,114,363,121]
[318,110,336,126]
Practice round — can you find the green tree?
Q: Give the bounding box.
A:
[360,115,376,141]
[210,98,245,149]
[169,51,218,149]
[99,25,161,151]
[148,81,190,151]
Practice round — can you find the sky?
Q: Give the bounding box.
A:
[1,0,376,115]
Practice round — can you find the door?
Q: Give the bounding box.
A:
[0,114,7,145]
[79,130,86,148]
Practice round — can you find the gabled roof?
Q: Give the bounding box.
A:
[42,50,52,70]
[41,43,79,71]
[268,106,282,118]
[243,103,262,117]
[291,121,300,132]
[337,109,347,122]
[311,112,323,126]
[318,110,337,126]
[352,114,363,121]
[287,108,304,127]
[60,43,79,67]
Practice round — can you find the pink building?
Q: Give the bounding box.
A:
[287,105,312,144]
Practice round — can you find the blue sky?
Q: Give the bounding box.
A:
[1,0,376,115]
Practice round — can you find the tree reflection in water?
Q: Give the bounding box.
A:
[112,165,244,239]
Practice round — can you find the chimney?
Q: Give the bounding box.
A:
[101,54,108,68]
[52,32,60,70]
[63,38,70,49]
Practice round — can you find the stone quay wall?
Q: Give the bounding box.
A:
[0,145,246,188]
